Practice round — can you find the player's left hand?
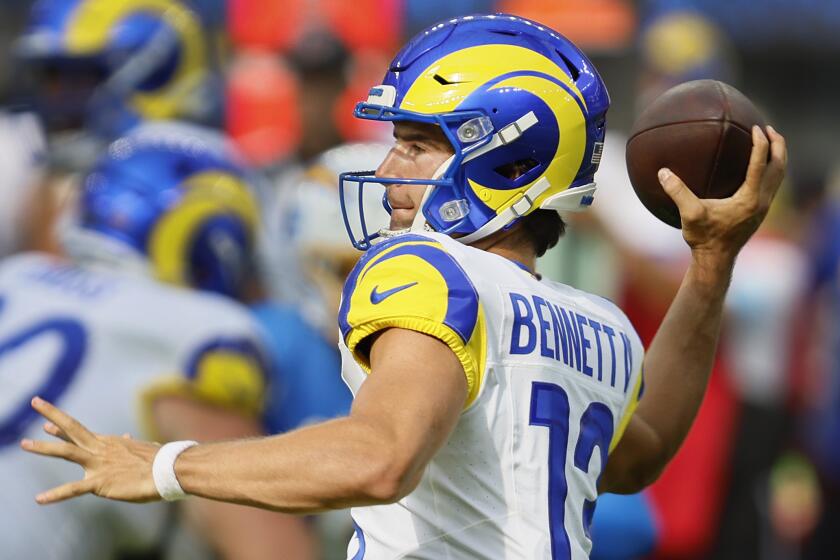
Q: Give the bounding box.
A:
[21,397,161,504]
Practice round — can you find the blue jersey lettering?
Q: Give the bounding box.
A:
[510,292,536,355]
[505,290,635,394]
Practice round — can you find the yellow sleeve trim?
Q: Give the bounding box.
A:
[138,350,266,440]
[346,314,485,407]
[139,375,197,441]
[138,374,264,441]
[609,368,644,453]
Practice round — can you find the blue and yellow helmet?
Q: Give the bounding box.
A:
[340,14,609,250]
[65,122,260,300]
[16,0,209,138]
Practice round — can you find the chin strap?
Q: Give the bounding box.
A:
[457,180,598,246]
[458,176,552,245]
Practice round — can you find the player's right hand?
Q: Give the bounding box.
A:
[21,397,161,504]
[657,125,787,266]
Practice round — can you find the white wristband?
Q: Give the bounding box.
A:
[152,440,198,501]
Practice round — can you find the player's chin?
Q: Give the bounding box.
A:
[389,209,417,230]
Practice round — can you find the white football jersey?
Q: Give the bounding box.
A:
[338,232,644,559]
[0,253,268,560]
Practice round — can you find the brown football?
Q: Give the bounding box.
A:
[625,80,765,229]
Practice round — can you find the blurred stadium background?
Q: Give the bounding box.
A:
[0,0,839,559]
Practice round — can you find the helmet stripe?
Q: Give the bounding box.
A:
[65,0,206,119]
[399,44,585,114]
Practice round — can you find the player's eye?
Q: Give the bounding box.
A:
[409,143,426,155]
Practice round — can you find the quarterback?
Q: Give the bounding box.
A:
[22,15,786,559]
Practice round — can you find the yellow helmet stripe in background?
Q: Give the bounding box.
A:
[399,44,588,216]
[149,172,258,286]
[64,0,206,119]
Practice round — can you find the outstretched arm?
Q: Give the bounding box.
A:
[22,327,468,510]
[150,397,317,560]
[601,125,787,494]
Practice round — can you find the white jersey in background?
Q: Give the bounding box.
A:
[0,253,269,560]
[338,232,644,559]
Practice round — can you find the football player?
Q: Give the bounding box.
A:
[22,14,786,559]
[0,110,47,255]
[2,123,313,559]
[256,142,390,434]
[12,0,219,256]
[253,142,390,556]
[15,0,216,166]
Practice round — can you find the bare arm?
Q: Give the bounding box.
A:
[22,327,468,510]
[601,254,731,492]
[175,328,467,510]
[151,397,317,560]
[601,126,787,494]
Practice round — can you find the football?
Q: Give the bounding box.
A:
[625,80,766,228]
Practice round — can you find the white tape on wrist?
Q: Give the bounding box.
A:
[152,440,198,501]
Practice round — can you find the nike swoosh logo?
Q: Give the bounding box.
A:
[370,282,418,304]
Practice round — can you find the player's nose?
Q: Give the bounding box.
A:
[374,149,405,180]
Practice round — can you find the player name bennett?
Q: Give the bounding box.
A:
[507,292,636,394]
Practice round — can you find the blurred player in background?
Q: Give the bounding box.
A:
[11,0,220,254]
[252,142,390,555]
[589,492,658,560]
[0,123,314,559]
[15,0,218,167]
[20,14,785,560]
[0,110,47,256]
[799,168,840,558]
[256,142,390,435]
[253,30,357,307]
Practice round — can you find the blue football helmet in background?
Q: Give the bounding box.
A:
[15,0,212,139]
[63,122,260,300]
[339,13,610,250]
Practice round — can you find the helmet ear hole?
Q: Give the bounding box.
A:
[187,215,251,298]
[494,157,540,180]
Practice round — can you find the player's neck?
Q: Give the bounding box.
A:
[470,228,537,275]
